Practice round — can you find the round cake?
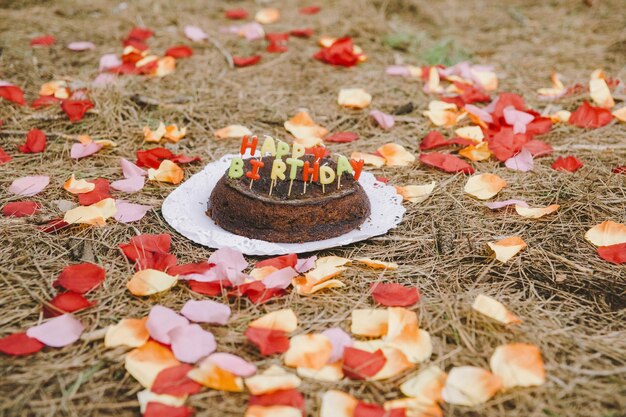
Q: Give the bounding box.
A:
[208,155,371,243]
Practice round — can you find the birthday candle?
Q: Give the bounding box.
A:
[291,143,305,158]
[228,157,244,178]
[286,158,304,180]
[302,161,319,182]
[349,158,365,181]
[271,158,287,180]
[240,135,258,156]
[310,146,326,162]
[260,136,276,156]
[319,165,335,193]
[246,159,265,180]
[335,155,353,189]
[275,140,290,160]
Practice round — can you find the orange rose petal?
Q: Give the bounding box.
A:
[296,278,345,295]
[459,142,492,161]
[426,67,443,93]
[395,182,436,203]
[464,173,507,200]
[127,269,177,296]
[284,111,328,147]
[255,8,280,24]
[550,110,571,124]
[515,204,559,219]
[249,266,279,281]
[384,307,432,363]
[371,346,413,380]
[187,358,244,392]
[297,361,343,381]
[613,107,626,123]
[472,68,498,91]
[320,390,357,417]
[441,366,502,406]
[164,124,187,143]
[156,56,176,77]
[354,257,399,270]
[454,126,484,142]
[351,309,389,337]
[487,236,527,263]
[314,256,352,268]
[245,405,302,417]
[537,72,566,99]
[104,317,149,348]
[589,77,614,109]
[63,174,96,194]
[214,124,253,140]
[294,262,347,295]
[244,365,301,395]
[144,122,166,142]
[137,389,187,413]
[377,143,415,167]
[472,294,522,324]
[384,398,443,417]
[490,343,546,389]
[63,197,116,226]
[78,134,93,145]
[249,309,298,333]
[148,159,184,184]
[350,151,386,168]
[423,100,465,127]
[338,88,372,109]
[585,220,626,247]
[400,365,447,402]
[284,334,332,370]
[125,340,180,389]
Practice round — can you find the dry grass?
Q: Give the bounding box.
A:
[0,0,625,416]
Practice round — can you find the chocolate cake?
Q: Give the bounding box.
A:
[208,155,371,243]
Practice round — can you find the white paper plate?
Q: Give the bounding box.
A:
[162,154,406,255]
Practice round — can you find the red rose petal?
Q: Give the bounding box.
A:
[225,8,248,20]
[612,166,626,174]
[491,93,527,120]
[136,147,175,169]
[44,292,95,317]
[597,243,626,264]
[289,28,314,38]
[0,85,26,106]
[354,401,406,417]
[525,116,552,136]
[325,132,359,143]
[0,147,12,164]
[551,156,583,173]
[233,55,262,68]
[144,403,194,417]
[299,6,321,15]
[249,389,305,411]
[31,95,61,109]
[61,99,94,123]
[30,35,56,46]
[53,263,106,294]
[38,218,70,233]
[419,152,475,174]
[232,281,286,304]
[135,252,177,272]
[524,139,553,157]
[0,332,45,356]
[256,254,298,270]
[168,262,214,276]
[78,179,111,206]
[342,347,386,380]
[18,129,47,153]
[314,37,361,67]
[2,201,40,217]
[569,101,612,129]
[152,364,203,396]
[371,283,420,307]
[126,27,153,42]
[165,45,193,59]
[244,327,290,355]
[188,279,232,296]
[420,131,473,151]
[119,234,172,261]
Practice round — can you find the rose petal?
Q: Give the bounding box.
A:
[505,147,534,172]
[71,141,103,159]
[105,317,150,348]
[244,365,301,395]
[484,199,528,210]
[184,25,207,42]
[26,314,84,347]
[441,366,502,406]
[464,173,507,200]
[370,110,395,130]
[67,41,95,51]
[9,175,50,196]
[490,343,545,389]
[146,305,189,344]
[585,221,626,247]
[169,324,216,363]
[180,299,231,325]
[113,200,151,223]
[472,294,522,324]
[206,353,257,377]
[321,328,353,363]
[125,340,180,388]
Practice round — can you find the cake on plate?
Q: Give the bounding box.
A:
[208,154,370,243]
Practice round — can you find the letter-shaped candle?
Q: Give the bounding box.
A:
[319,165,336,193]
[228,157,244,178]
[291,143,305,158]
[260,136,276,156]
[246,159,265,180]
[271,158,287,181]
[275,140,290,160]
[349,158,365,181]
[310,146,326,162]
[286,157,304,180]
[240,135,258,156]
[302,161,319,182]
[336,155,353,177]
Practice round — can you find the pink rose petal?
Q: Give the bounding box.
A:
[67,41,96,51]
[262,267,299,289]
[26,314,84,347]
[184,25,208,42]
[9,175,50,196]
[111,176,145,193]
[169,324,216,363]
[505,147,534,172]
[484,199,529,210]
[206,353,257,376]
[370,110,395,130]
[180,300,231,325]
[92,73,116,87]
[146,305,189,345]
[239,22,264,41]
[99,53,122,71]
[295,255,317,273]
[121,158,147,178]
[113,200,151,223]
[321,327,353,363]
[503,106,534,134]
[71,141,103,159]
[385,66,411,77]
[464,104,493,124]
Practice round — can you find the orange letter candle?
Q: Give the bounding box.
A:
[240,135,258,156]
[349,158,365,181]
[246,159,265,180]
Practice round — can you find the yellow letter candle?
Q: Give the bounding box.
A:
[291,143,305,159]
[260,136,276,156]
[336,155,353,188]
[319,165,336,193]
[275,140,290,160]
[228,157,244,178]
[286,157,305,196]
[271,158,287,181]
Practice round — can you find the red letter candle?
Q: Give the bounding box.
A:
[302,161,319,182]
[349,158,365,181]
[240,135,258,156]
[246,159,265,180]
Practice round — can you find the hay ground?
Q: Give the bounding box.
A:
[0,0,625,416]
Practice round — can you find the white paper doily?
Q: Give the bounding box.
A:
[162,154,406,255]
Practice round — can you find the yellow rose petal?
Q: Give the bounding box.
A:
[127,269,177,296]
